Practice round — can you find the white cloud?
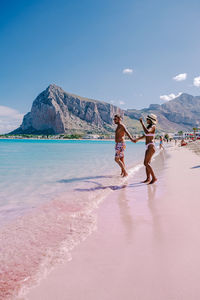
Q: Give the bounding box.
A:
[160,92,182,101]
[0,106,24,134]
[122,68,133,74]
[173,73,187,81]
[193,76,200,87]
[119,101,125,105]
[110,100,115,104]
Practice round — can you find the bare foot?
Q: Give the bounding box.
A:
[141,178,150,183]
[148,178,157,185]
[122,170,128,177]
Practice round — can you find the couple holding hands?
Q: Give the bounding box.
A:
[114,113,157,184]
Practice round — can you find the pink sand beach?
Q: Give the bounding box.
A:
[24,143,200,300]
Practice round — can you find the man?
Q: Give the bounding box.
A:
[113,114,135,177]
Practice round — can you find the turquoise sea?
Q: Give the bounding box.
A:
[0,139,148,299]
[0,139,146,222]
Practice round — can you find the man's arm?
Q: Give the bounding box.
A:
[122,125,135,143]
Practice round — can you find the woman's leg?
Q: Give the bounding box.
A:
[142,154,151,182]
[144,146,157,184]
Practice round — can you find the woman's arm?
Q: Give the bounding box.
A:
[139,118,155,134]
[135,135,145,142]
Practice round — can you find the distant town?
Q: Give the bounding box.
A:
[1,129,200,141]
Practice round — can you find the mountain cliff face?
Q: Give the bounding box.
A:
[13,84,123,134]
[159,93,200,126]
[125,93,200,132]
[12,85,200,135]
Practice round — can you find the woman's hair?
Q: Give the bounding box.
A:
[147,122,153,129]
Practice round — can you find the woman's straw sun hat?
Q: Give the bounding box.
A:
[146,113,157,125]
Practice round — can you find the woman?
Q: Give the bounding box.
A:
[159,136,164,149]
[134,114,157,184]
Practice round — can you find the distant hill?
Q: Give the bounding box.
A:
[11,84,200,135]
[125,93,200,133]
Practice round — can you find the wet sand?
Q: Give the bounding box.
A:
[26,144,200,300]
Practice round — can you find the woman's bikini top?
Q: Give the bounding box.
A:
[145,133,155,137]
[144,125,156,137]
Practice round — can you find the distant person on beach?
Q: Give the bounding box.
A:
[181,139,188,146]
[159,136,164,149]
[134,114,157,184]
[114,114,135,177]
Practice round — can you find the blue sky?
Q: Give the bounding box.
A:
[0,0,200,133]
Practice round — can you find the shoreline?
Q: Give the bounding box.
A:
[0,137,180,142]
[0,138,115,141]
[25,143,200,300]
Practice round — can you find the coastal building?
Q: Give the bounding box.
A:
[83,134,100,139]
[173,131,200,140]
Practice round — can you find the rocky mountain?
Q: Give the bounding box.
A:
[126,93,200,132]
[11,85,200,135]
[12,84,123,135]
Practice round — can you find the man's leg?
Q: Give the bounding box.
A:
[120,157,124,175]
[115,156,124,172]
[115,156,127,176]
[115,144,128,176]
[120,156,127,176]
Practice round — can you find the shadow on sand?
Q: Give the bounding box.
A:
[58,175,145,192]
[57,175,114,184]
[75,182,144,192]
